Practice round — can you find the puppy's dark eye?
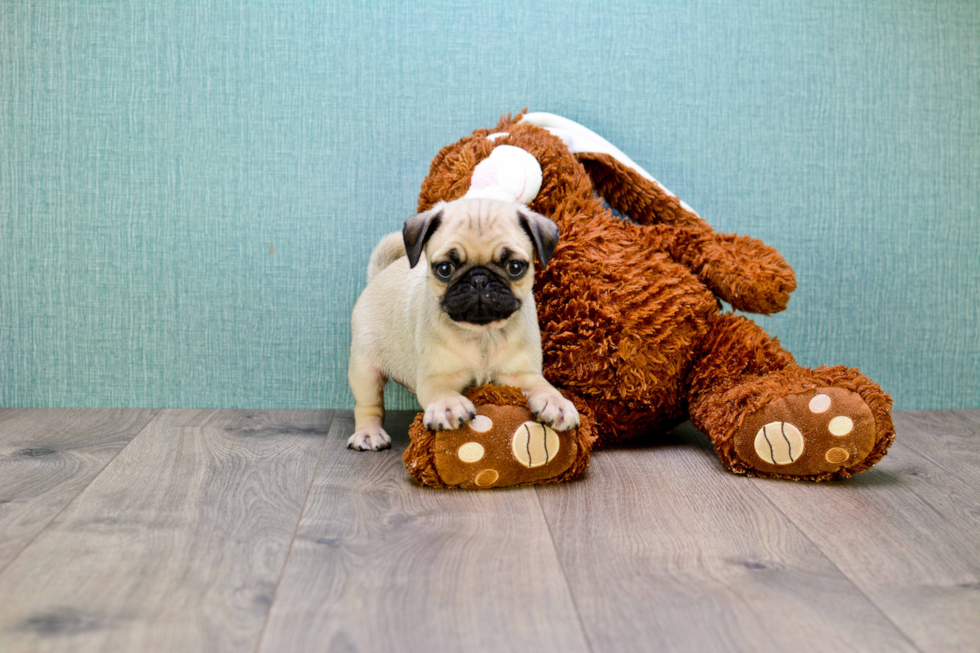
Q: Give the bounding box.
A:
[506,260,527,278]
[434,262,454,279]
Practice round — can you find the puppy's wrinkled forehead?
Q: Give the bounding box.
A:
[429,198,530,263]
[403,197,559,270]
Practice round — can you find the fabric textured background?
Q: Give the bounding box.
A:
[1,1,977,410]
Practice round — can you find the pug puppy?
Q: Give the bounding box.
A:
[347,197,580,451]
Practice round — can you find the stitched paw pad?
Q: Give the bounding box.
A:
[734,387,877,475]
[428,405,583,488]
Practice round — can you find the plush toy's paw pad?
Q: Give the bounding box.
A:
[423,396,477,431]
[429,405,584,488]
[527,393,580,431]
[734,387,877,475]
[348,427,392,451]
[511,421,561,468]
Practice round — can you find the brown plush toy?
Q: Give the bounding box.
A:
[404,110,894,484]
[404,385,596,489]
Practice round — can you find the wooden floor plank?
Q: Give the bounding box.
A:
[536,423,918,653]
[741,413,980,653]
[2,408,974,652]
[257,410,591,653]
[0,409,332,653]
[0,408,157,572]
[892,410,980,490]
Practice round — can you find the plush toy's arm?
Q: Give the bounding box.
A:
[577,149,796,313]
[658,226,798,314]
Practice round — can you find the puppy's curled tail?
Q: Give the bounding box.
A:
[367,232,407,282]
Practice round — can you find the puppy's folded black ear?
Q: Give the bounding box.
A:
[517,208,560,268]
[403,204,444,268]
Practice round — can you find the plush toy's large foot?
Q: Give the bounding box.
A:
[699,365,896,481]
[687,313,894,481]
[733,387,878,477]
[404,385,596,489]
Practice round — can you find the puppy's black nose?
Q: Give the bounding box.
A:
[470,273,488,289]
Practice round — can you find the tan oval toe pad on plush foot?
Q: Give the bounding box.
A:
[734,387,877,476]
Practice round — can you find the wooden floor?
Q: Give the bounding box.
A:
[0,409,977,652]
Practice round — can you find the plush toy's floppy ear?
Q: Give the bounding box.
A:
[520,112,711,230]
[520,112,655,178]
[403,203,444,268]
[516,207,560,267]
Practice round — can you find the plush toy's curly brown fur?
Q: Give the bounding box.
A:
[412,110,894,481]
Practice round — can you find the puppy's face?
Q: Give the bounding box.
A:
[403,198,559,328]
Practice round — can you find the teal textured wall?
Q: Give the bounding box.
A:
[1,1,977,410]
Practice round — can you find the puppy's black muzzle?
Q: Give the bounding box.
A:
[441,266,521,325]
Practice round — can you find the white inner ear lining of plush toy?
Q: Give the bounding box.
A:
[519,112,697,215]
[520,112,655,181]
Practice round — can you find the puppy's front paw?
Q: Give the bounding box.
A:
[424,395,477,431]
[528,393,580,431]
[348,427,392,451]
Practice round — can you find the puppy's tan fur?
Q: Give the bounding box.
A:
[348,198,579,451]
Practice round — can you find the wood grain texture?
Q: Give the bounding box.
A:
[893,410,980,489]
[536,423,918,653]
[0,408,157,572]
[1,409,976,652]
[744,412,980,653]
[257,410,590,653]
[0,409,332,653]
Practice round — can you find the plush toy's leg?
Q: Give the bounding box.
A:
[686,313,894,480]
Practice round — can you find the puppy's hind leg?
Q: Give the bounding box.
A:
[348,356,391,451]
